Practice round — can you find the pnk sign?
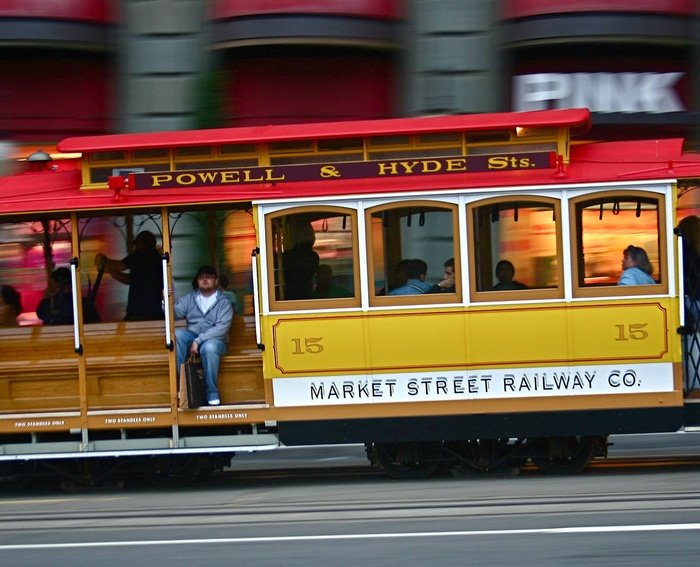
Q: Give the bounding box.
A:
[271,363,674,407]
[130,152,555,190]
[513,72,686,113]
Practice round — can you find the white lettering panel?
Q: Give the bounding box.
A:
[272,363,673,407]
[513,73,685,113]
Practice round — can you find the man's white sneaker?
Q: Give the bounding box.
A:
[208,398,220,406]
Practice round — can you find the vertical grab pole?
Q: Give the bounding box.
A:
[678,232,685,328]
[162,252,174,350]
[251,247,264,350]
[676,228,694,393]
[69,257,83,355]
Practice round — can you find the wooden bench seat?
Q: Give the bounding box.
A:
[0,315,265,413]
[217,314,265,404]
[218,353,264,404]
[83,321,171,409]
[0,326,80,412]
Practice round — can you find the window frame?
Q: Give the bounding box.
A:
[264,205,361,312]
[365,200,462,308]
[467,195,564,302]
[569,189,668,298]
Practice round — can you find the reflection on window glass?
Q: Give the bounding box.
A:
[222,210,257,316]
[0,218,73,325]
[270,210,355,301]
[80,215,163,322]
[370,205,455,296]
[575,197,660,286]
[472,200,558,291]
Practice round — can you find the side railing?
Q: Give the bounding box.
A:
[683,297,700,393]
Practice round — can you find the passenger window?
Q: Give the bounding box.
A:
[80,213,163,322]
[571,192,666,297]
[267,207,359,310]
[367,202,460,305]
[0,217,75,326]
[469,197,562,301]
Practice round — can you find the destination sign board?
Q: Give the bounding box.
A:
[130,152,555,190]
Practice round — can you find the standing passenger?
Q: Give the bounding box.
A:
[282,220,319,300]
[678,216,700,386]
[617,245,655,286]
[679,216,700,300]
[174,265,233,406]
[96,230,164,320]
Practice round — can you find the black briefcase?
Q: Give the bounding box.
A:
[179,354,205,409]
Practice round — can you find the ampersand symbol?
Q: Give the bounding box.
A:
[320,165,341,178]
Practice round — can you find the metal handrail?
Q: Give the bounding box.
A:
[162,253,174,350]
[251,247,264,350]
[69,257,83,354]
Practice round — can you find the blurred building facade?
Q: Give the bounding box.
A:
[0,0,698,152]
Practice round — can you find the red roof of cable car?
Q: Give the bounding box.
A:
[58,109,592,152]
[3,110,700,217]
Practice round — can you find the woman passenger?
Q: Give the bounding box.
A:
[0,284,21,327]
[617,245,655,286]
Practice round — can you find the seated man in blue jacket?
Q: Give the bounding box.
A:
[388,259,433,295]
[175,265,233,406]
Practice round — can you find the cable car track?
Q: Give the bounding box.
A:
[2,453,700,493]
[215,454,700,483]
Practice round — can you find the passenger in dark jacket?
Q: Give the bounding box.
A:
[36,267,100,325]
[95,230,164,320]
